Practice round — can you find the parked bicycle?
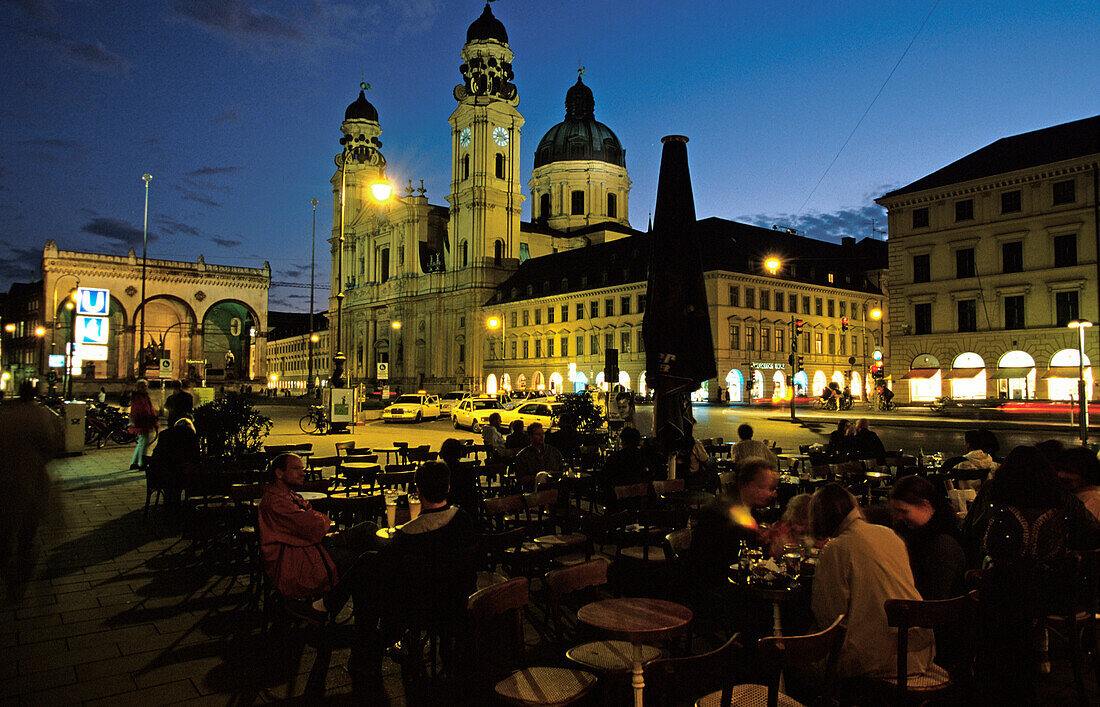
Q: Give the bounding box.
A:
[85,403,138,447]
[299,405,328,435]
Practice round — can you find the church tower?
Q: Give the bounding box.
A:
[446,3,525,268]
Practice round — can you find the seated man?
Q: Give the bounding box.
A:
[482,412,508,461]
[505,418,529,452]
[512,422,565,480]
[732,423,779,471]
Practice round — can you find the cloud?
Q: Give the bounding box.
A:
[737,203,888,242]
[15,27,132,75]
[169,0,304,43]
[0,244,41,283]
[211,236,242,247]
[212,106,240,125]
[3,0,59,24]
[181,191,222,208]
[185,165,242,177]
[12,137,82,150]
[158,215,200,237]
[80,217,156,249]
[280,264,309,279]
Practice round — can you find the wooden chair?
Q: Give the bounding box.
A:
[697,614,847,707]
[405,444,432,463]
[652,479,686,496]
[870,593,978,703]
[376,470,416,493]
[476,527,529,585]
[316,493,385,532]
[545,559,610,642]
[717,471,737,494]
[613,482,650,512]
[467,577,597,706]
[524,490,586,559]
[334,440,355,457]
[344,446,375,458]
[646,633,744,706]
[484,494,528,532]
[307,455,341,482]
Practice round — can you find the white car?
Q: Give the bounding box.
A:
[438,391,467,414]
[452,397,506,432]
[381,394,441,423]
[499,401,564,431]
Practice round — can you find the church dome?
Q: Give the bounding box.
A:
[344,89,378,122]
[534,77,625,169]
[466,3,508,44]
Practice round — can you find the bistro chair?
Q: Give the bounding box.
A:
[646,633,745,707]
[613,482,651,513]
[333,440,355,457]
[467,577,597,706]
[307,454,341,482]
[697,614,847,707]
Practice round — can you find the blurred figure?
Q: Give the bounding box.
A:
[1055,445,1100,521]
[734,458,779,524]
[889,475,965,600]
[601,426,652,499]
[505,418,529,452]
[763,492,814,556]
[128,380,158,471]
[481,412,507,461]
[164,379,193,427]
[147,415,200,515]
[438,438,477,516]
[0,381,60,601]
[825,419,854,460]
[852,419,886,465]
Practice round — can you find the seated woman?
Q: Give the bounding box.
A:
[889,475,965,600]
[825,419,854,461]
[762,492,814,557]
[810,483,934,680]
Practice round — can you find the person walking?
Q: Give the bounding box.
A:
[128,380,158,471]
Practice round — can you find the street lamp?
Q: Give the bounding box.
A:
[869,307,884,403]
[1068,320,1093,444]
[138,173,152,375]
[50,274,80,397]
[764,257,781,276]
[487,314,506,393]
[308,197,318,394]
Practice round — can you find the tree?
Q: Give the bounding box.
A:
[192,394,272,459]
[555,392,604,433]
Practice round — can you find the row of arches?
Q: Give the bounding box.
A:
[484,369,647,396]
[904,350,1092,402]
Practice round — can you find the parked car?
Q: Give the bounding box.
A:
[499,401,564,430]
[438,391,468,414]
[381,393,441,423]
[452,397,507,432]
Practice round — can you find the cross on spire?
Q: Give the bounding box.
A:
[577,62,585,78]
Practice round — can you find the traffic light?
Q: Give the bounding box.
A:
[797,355,804,369]
[871,364,884,380]
[795,319,804,337]
[841,317,849,332]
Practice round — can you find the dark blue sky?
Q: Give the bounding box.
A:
[2,0,1097,310]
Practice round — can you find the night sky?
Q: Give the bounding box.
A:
[2,0,1097,310]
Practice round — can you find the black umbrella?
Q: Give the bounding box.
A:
[642,135,716,469]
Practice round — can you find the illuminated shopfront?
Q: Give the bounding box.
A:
[811,370,827,396]
[991,351,1034,400]
[947,352,986,399]
[1045,349,1093,401]
[772,371,786,399]
[904,353,941,402]
[725,369,744,402]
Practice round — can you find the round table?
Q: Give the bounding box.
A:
[297,491,328,501]
[577,598,692,706]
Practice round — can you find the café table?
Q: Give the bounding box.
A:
[659,489,714,509]
[577,597,692,707]
[297,491,328,502]
[776,453,810,474]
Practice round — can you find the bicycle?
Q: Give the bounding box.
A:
[876,398,897,412]
[299,405,329,434]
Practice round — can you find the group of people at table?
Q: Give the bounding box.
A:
[255,414,1100,702]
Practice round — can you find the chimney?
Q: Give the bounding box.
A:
[841,236,855,248]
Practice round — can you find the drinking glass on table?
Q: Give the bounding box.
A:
[384,488,398,528]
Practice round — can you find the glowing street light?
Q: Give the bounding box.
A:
[4,323,15,333]
[764,257,781,275]
[370,180,393,202]
[391,320,402,330]
[34,326,45,337]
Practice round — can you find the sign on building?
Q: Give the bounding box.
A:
[159,358,173,377]
[75,315,109,345]
[75,287,110,316]
[377,362,389,380]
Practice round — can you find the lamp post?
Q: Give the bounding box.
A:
[487,314,506,393]
[138,173,152,375]
[50,274,80,398]
[308,197,318,394]
[1068,320,1093,444]
[869,307,884,406]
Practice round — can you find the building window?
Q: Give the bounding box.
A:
[839,335,846,355]
[511,311,517,328]
[462,154,470,180]
[1053,179,1075,205]
[620,332,631,353]
[802,332,810,352]
[510,341,517,359]
[534,339,541,358]
[560,337,568,356]
[495,153,505,179]
[604,333,613,351]
[956,248,975,278]
[1001,190,1021,213]
[1004,295,1025,330]
[607,193,617,218]
[958,299,977,332]
[760,290,770,310]
[539,193,551,220]
[827,333,835,355]
[576,303,584,320]
[604,298,614,317]
[775,328,784,352]
[774,292,784,312]
[913,253,930,283]
[815,298,823,316]
[458,343,466,363]
[839,301,847,318]
[590,334,599,354]
[571,190,585,215]
[620,296,631,315]
[789,294,798,313]
[746,327,756,351]
[522,340,529,358]
[1002,241,1023,273]
[955,199,974,222]
[760,327,770,351]
[814,332,823,354]
[729,325,740,350]
[802,296,810,314]
[590,301,598,318]
[380,247,390,281]
[745,288,756,309]
[827,300,835,317]
[637,330,645,352]
[914,303,932,335]
[827,273,835,284]
[534,309,541,325]
[729,286,740,307]
[522,310,530,326]
[546,338,554,357]
[561,305,568,322]
[912,207,929,229]
[547,307,555,324]
[494,240,504,265]
[1056,291,1079,327]
[1054,234,1077,267]
[576,336,584,356]
[637,295,646,312]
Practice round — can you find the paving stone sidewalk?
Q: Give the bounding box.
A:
[0,446,404,706]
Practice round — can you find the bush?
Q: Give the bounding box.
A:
[555,392,605,432]
[193,394,273,459]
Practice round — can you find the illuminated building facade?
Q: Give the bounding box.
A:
[876,115,1099,403]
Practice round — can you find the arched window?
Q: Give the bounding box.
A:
[495,153,505,179]
[539,193,551,220]
[607,193,617,218]
[571,190,585,215]
[462,154,470,180]
[459,240,468,268]
[494,239,504,265]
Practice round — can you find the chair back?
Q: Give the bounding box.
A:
[665,528,692,562]
[308,455,342,478]
[476,527,528,573]
[718,471,736,493]
[467,577,530,685]
[483,494,525,531]
[614,482,651,512]
[653,479,686,495]
[334,441,355,456]
[885,592,977,696]
[375,470,415,492]
[344,448,376,459]
[545,558,608,600]
[646,633,744,707]
[385,463,417,473]
[757,614,847,707]
[405,444,432,462]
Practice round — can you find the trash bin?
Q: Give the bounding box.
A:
[61,400,87,457]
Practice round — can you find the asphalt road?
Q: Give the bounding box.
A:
[254,400,1089,459]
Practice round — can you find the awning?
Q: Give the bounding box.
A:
[901,368,941,380]
[942,367,985,380]
[1043,366,1093,379]
[989,367,1035,380]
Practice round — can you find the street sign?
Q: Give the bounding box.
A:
[159,358,173,377]
[49,355,65,368]
[75,287,110,316]
[75,315,109,345]
[377,362,389,380]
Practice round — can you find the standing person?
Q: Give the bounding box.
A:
[128,380,158,471]
[0,381,60,601]
[888,475,965,600]
[810,483,935,680]
[96,387,107,405]
[852,419,887,465]
[731,423,779,470]
[164,380,193,427]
